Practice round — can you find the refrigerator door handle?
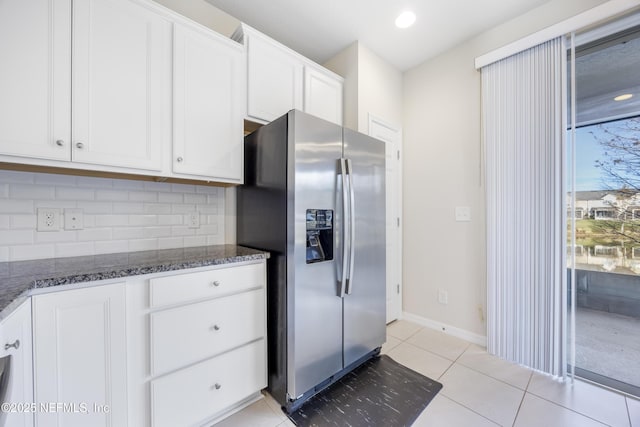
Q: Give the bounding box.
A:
[339,158,349,298]
[345,158,356,294]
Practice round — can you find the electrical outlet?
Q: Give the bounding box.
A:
[455,206,471,222]
[64,208,84,230]
[37,208,61,231]
[188,211,200,229]
[438,290,448,305]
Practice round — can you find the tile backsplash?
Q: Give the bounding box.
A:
[0,170,226,262]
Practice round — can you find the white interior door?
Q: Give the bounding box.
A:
[368,115,403,323]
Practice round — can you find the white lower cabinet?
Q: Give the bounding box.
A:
[32,283,128,427]
[0,299,34,427]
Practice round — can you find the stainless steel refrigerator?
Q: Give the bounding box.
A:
[237,110,386,412]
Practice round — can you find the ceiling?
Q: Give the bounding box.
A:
[205,0,552,71]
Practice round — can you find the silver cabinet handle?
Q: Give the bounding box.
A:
[55,140,64,147]
[5,340,20,351]
[176,157,183,162]
[211,281,220,287]
[211,324,220,331]
[76,142,84,149]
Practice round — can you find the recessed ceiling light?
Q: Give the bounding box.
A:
[614,93,633,101]
[395,11,416,29]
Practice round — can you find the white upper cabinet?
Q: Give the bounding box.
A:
[304,66,344,126]
[72,0,171,172]
[172,23,244,182]
[245,31,303,123]
[0,0,71,161]
[233,24,343,125]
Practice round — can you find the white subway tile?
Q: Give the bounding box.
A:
[0,215,9,229]
[95,214,129,227]
[183,236,206,247]
[34,173,76,186]
[128,215,157,226]
[10,244,54,261]
[157,215,183,226]
[129,191,158,202]
[76,176,113,188]
[142,227,172,238]
[55,242,94,258]
[95,240,128,255]
[82,215,96,227]
[196,204,219,214]
[0,247,8,262]
[195,185,219,195]
[171,226,195,236]
[113,179,144,190]
[113,227,145,240]
[207,235,224,245]
[76,201,113,214]
[143,181,171,192]
[10,184,55,200]
[0,170,34,183]
[196,224,219,235]
[206,214,221,225]
[157,237,183,249]
[77,228,112,242]
[172,204,195,214]
[96,190,129,201]
[184,193,207,204]
[56,187,95,201]
[0,229,34,245]
[128,238,158,252]
[143,203,171,214]
[35,230,77,243]
[35,200,75,209]
[113,202,144,214]
[0,184,8,198]
[158,192,183,203]
[10,214,37,229]
[207,194,221,204]
[171,183,196,193]
[0,200,34,214]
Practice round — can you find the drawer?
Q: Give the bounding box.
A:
[150,288,265,375]
[150,339,266,427]
[149,262,264,308]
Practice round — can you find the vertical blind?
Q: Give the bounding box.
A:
[482,37,567,377]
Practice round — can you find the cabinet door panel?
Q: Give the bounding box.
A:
[72,0,170,171]
[33,283,127,427]
[173,24,244,181]
[0,300,33,427]
[247,35,303,122]
[0,0,71,160]
[304,67,343,125]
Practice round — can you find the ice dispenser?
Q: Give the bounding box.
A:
[306,209,333,263]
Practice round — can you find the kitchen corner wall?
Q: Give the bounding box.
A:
[0,170,225,262]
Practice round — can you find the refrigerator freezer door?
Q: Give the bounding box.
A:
[288,112,344,399]
[342,128,386,367]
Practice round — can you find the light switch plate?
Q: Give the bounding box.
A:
[455,206,471,222]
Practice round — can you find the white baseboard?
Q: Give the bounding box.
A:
[402,311,487,347]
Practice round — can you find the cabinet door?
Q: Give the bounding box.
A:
[246,34,303,122]
[304,66,343,125]
[0,0,71,161]
[72,0,171,171]
[173,24,244,182]
[0,300,34,427]
[33,283,127,427]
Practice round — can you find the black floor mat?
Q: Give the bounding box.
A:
[288,355,443,427]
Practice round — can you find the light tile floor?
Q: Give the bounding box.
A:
[212,320,640,426]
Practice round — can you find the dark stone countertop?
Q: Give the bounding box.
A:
[0,245,269,320]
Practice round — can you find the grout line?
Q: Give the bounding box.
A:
[625,397,632,427]
[527,390,616,426]
[511,390,527,427]
[437,394,501,426]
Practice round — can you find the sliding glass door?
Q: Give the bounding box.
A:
[567,17,640,396]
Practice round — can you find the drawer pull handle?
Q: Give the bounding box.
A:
[211,281,221,287]
[211,383,221,390]
[211,324,220,331]
[4,340,20,351]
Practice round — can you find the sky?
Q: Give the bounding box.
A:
[573,125,607,191]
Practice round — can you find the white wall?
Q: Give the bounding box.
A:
[0,170,225,261]
[324,42,403,133]
[402,0,610,338]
